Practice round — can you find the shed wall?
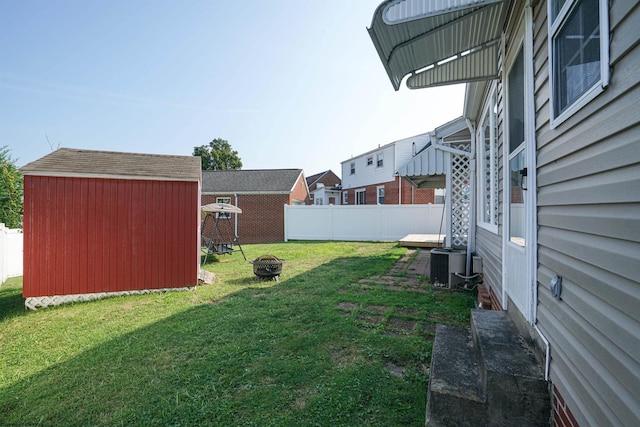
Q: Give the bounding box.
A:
[533,1,640,426]
[23,176,199,297]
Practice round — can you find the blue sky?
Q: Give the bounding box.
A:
[1,0,464,176]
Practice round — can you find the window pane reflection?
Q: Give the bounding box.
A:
[509,151,526,246]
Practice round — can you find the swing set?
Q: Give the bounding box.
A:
[200,202,246,264]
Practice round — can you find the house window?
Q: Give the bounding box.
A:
[367,156,373,166]
[435,188,445,204]
[478,87,498,230]
[315,198,323,205]
[355,189,366,205]
[216,197,231,218]
[350,162,355,175]
[377,186,385,204]
[507,47,526,247]
[342,191,348,205]
[376,153,384,167]
[549,0,609,126]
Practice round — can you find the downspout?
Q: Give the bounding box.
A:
[465,119,476,278]
[534,323,550,381]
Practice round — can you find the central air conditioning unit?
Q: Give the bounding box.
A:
[430,248,466,289]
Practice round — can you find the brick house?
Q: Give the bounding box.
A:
[201,169,308,244]
[305,170,342,205]
[340,133,440,206]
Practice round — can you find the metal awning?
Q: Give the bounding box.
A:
[368,0,509,90]
[399,143,447,188]
[398,116,469,188]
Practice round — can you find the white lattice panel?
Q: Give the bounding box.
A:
[450,143,471,247]
[25,287,195,310]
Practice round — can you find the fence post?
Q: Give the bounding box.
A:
[330,204,334,241]
[284,204,289,242]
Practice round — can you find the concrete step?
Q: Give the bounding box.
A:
[470,309,550,426]
[426,310,550,426]
[426,324,486,426]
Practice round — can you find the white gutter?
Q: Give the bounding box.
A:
[465,118,477,277]
[534,323,551,381]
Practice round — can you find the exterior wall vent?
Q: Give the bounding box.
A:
[473,256,483,274]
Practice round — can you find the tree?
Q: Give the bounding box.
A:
[0,146,23,228]
[193,138,242,171]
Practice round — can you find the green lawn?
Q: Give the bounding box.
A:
[0,241,475,426]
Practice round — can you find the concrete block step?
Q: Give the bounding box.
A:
[470,309,550,426]
[426,324,486,426]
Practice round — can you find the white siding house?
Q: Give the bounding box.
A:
[341,132,436,205]
[342,133,429,189]
[369,0,640,425]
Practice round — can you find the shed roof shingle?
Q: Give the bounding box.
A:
[202,169,304,193]
[21,148,202,182]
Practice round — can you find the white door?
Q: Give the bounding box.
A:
[503,10,535,322]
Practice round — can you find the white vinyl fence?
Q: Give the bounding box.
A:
[284,204,445,242]
[0,223,23,285]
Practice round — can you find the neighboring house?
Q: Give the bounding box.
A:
[369,0,639,426]
[201,169,309,244]
[20,148,202,309]
[341,133,439,205]
[305,170,342,205]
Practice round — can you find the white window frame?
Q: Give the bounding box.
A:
[367,156,373,166]
[377,185,385,204]
[477,84,499,233]
[434,188,445,204]
[350,162,356,175]
[376,153,384,167]
[355,189,366,205]
[548,0,609,128]
[216,197,232,218]
[342,191,348,205]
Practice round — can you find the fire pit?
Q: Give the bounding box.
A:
[250,255,285,281]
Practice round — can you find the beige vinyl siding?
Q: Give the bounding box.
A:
[475,77,505,301]
[475,227,502,298]
[534,0,640,426]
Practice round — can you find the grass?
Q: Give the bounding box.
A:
[0,241,475,426]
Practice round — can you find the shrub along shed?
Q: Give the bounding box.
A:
[21,148,202,309]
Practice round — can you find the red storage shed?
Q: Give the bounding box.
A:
[21,148,202,309]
